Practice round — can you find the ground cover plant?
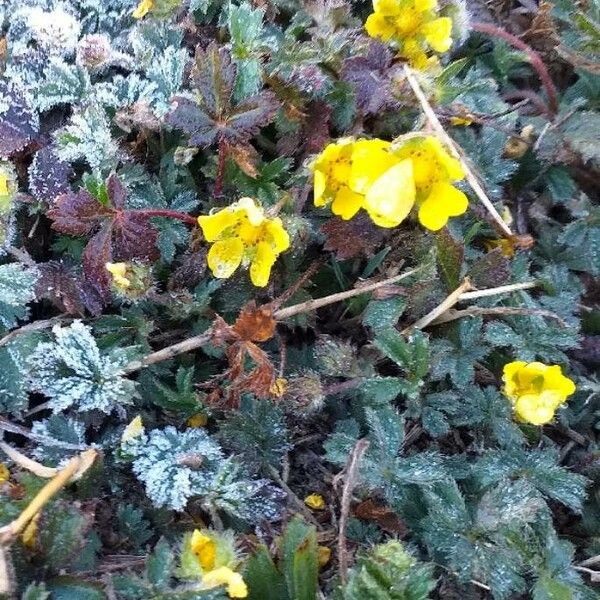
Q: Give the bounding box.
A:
[0,0,599,598]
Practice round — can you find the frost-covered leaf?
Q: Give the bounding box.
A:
[0,263,39,330]
[0,82,39,157]
[29,146,73,203]
[28,321,139,414]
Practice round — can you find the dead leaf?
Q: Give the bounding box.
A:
[354,498,407,536]
[233,302,277,342]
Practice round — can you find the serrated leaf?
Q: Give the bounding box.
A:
[47,577,105,600]
[146,538,174,590]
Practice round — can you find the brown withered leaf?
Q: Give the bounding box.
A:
[210,312,277,408]
[321,213,386,260]
[354,499,408,536]
[233,302,276,342]
[36,261,86,316]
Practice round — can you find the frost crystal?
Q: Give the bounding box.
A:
[31,414,86,467]
[125,426,285,519]
[28,321,138,414]
[0,263,39,329]
[126,426,224,511]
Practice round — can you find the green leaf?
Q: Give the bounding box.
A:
[374,329,430,381]
[22,583,51,600]
[363,297,406,331]
[245,546,289,600]
[146,538,175,591]
[343,540,436,600]
[47,577,105,600]
[281,516,319,600]
[111,574,149,600]
[39,502,89,571]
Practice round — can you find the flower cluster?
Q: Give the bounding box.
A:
[105,262,152,299]
[180,529,247,598]
[502,361,576,425]
[198,197,290,288]
[365,0,453,69]
[312,135,467,231]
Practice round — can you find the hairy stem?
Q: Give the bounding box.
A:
[136,208,198,226]
[214,138,227,197]
[471,21,559,115]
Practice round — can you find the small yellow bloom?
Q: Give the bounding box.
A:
[106,262,131,289]
[318,545,331,567]
[484,238,515,258]
[132,0,154,18]
[304,493,325,510]
[312,138,415,228]
[0,463,9,483]
[187,413,209,427]
[198,197,290,288]
[191,530,217,571]
[392,135,467,231]
[121,415,144,443]
[502,361,576,425]
[270,377,288,398]
[202,566,248,598]
[365,0,454,69]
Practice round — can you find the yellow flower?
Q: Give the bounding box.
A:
[392,135,467,231]
[312,139,415,228]
[450,116,473,127]
[502,361,576,425]
[198,197,290,288]
[304,493,325,510]
[187,413,209,427]
[0,174,8,196]
[191,530,218,571]
[106,262,131,289]
[202,566,248,598]
[179,529,240,583]
[270,377,288,398]
[0,463,9,483]
[365,0,453,70]
[132,0,154,18]
[121,415,144,443]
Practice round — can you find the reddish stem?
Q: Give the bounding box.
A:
[136,208,198,226]
[214,138,226,197]
[471,21,559,116]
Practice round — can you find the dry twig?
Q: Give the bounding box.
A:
[336,438,370,587]
[402,65,513,237]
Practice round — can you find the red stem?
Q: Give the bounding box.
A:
[471,21,559,116]
[214,138,226,197]
[136,208,198,226]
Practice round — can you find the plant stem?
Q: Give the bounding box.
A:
[136,208,198,226]
[471,21,559,115]
[214,138,227,197]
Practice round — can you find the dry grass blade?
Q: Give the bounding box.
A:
[402,64,513,238]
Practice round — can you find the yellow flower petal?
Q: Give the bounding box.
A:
[331,187,364,220]
[422,17,453,53]
[198,210,240,243]
[132,0,154,19]
[418,182,467,231]
[265,218,290,254]
[364,160,416,228]
[365,13,396,41]
[187,413,208,427]
[203,567,248,599]
[237,197,265,227]
[250,241,276,287]
[318,545,332,567]
[314,170,327,206]
[207,238,244,279]
[414,0,437,11]
[121,416,144,444]
[348,139,395,195]
[514,395,556,425]
[0,175,9,196]
[191,530,217,571]
[373,0,402,16]
[304,493,326,510]
[0,463,9,483]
